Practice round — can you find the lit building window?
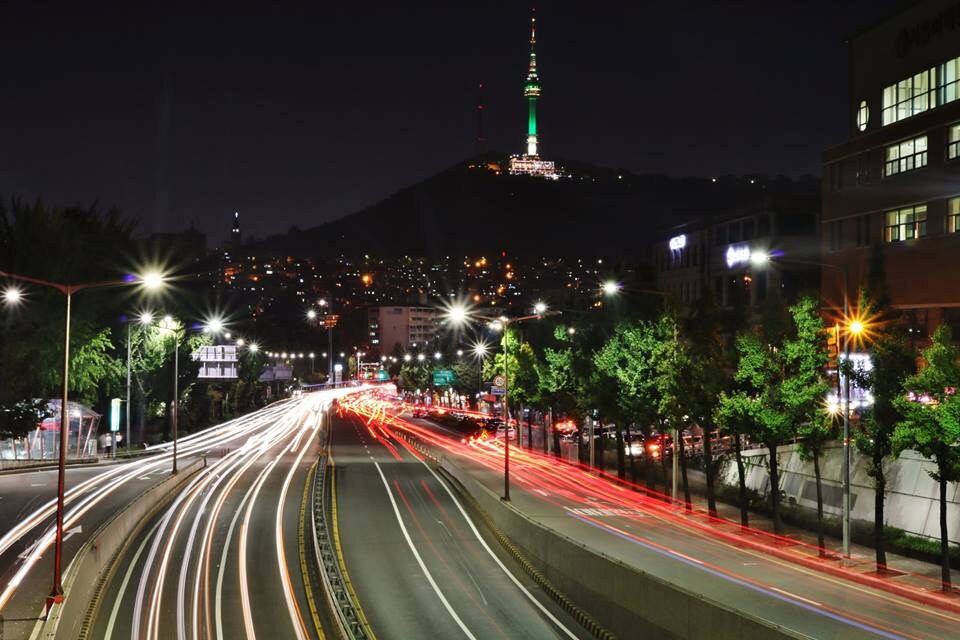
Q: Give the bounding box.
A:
[856,100,869,131]
[939,56,959,105]
[948,198,960,235]
[948,123,960,161]
[884,135,927,177]
[882,68,936,125]
[884,205,927,243]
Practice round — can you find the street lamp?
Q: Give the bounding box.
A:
[471,341,489,398]
[602,280,621,296]
[2,286,23,305]
[0,268,165,608]
[142,314,184,476]
[752,250,861,557]
[451,305,558,501]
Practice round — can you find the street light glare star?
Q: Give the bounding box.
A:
[534,301,547,314]
[140,271,166,290]
[306,309,317,320]
[138,312,155,325]
[249,343,259,353]
[750,251,770,267]
[602,281,621,296]
[205,318,224,334]
[3,287,23,305]
[236,338,245,347]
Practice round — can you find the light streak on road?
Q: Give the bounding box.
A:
[336,391,960,639]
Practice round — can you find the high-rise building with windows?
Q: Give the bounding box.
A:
[822,0,960,336]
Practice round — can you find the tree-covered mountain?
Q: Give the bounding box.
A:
[257,158,820,259]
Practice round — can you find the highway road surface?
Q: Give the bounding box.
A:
[88,389,360,640]
[339,392,960,640]
[331,411,589,640]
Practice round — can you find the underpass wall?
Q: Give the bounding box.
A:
[37,458,206,640]
[439,456,804,640]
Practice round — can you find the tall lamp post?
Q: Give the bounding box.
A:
[751,252,864,558]
[0,269,164,608]
[139,314,224,475]
[447,301,557,502]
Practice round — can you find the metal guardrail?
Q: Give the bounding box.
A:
[310,409,369,640]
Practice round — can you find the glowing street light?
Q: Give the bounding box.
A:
[404,354,412,362]
[602,280,621,296]
[203,317,224,335]
[433,351,442,360]
[236,338,245,347]
[306,309,317,320]
[417,353,426,362]
[0,267,166,607]
[248,343,260,353]
[140,271,166,290]
[446,303,469,326]
[533,301,547,315]
[2,286,23,305]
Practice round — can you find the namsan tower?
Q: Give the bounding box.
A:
[509,8,557,178]
[524,11,540,157]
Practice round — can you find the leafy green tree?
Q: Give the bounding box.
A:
[682,293,731,516]
[720,330,791,533]
[450,360,479,403]
[484,330,537,423]
[715,391,759,526]
[538,326,581,458]
[853,252,916,569]
[892,325,960,589]
[783,296,832,551]
[397,358,431,392]
[0,198,138,424]
[654,314,694,507]
[854,328,914,568]
[595,318,672,482]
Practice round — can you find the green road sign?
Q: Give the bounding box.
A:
[433,368,457,386]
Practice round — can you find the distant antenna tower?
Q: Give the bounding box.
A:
[475,82,487,160]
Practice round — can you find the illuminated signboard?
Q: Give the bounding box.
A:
[725,245,751,267]
[668,234,686,251]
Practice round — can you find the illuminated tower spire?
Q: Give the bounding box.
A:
[230,211,241,247]
[523,9,541,157]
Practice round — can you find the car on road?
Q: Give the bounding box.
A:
[495,425,517,441]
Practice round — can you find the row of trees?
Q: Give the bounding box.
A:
[0,198,271,449]
[399,267,958,588]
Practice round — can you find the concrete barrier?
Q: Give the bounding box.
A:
[0,458,99,474]
[37,457,206,640]
[439,456,804,640]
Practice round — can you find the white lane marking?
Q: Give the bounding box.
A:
[422,464,580,640]
[29,483,46,487]
[771,587,822,608]
[63,525,83,541]
[372,461,478,640]
[104,519,164,640]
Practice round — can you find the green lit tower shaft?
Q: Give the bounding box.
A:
[524,12,541,157]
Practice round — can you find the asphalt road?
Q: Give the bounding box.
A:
[0,456,186,639]
[403,414,960,640]
[89,390,355,640]
[330,411,589,640]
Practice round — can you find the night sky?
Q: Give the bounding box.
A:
[0,1,900,245]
